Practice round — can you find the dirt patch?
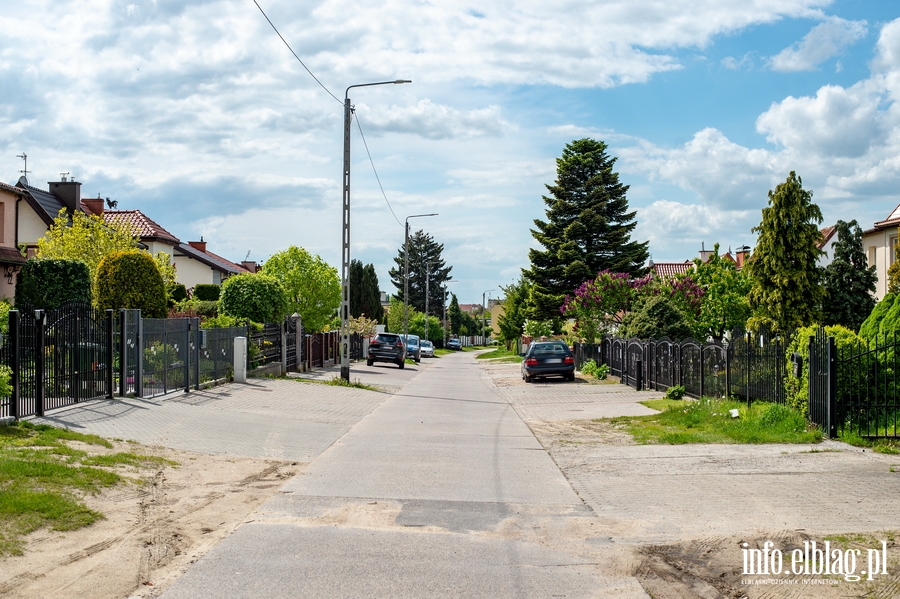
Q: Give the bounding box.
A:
[0,439,303,599]
[528,418,637,447]
[634,532,900,599]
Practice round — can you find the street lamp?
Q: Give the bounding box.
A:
[340,79,411,381]
[403,213,438,342]
[482,289,494,345]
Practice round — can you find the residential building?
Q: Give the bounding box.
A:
[862,204,900,301]
[0,182,28,299]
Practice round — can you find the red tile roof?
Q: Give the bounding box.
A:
[818,225,836,249]
[103,210,180,244]
[650,261,694,279]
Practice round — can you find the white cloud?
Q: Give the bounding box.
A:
[635,200,755,255]
[770,17,867,72]
[356,99,515,139]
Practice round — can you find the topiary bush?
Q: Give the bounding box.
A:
[193,284,221,301]
[15,259,92,310]
[219,273,288,324]
[169,283,188,303]
[859,294,896,343]
[95,250,167,318]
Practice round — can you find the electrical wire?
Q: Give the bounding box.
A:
[253,0,342,105]
[355,113,403,227]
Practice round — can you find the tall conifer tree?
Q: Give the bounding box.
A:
[745,171,824,332]
[389,230,452,315]
[822,220,876,331]
[524,138,648,320]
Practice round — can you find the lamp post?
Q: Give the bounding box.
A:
[340,79,411,381]
[403,213,438,342]
[482,289,494,345]
[442,279,456,347]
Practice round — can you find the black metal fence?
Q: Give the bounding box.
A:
[575,328,790,404]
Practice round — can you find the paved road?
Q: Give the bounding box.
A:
[159,352,649,598]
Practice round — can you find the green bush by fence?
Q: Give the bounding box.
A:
[15,259,91,310]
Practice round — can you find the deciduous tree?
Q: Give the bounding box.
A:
[525,138,649,319]
[261,246,341,332]
[683,244,752,340]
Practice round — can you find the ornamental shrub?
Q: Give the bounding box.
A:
[193,284,221,301]
[169,283,188,303]
[95,250,167,318]
[219,273,288,324]
[858,294,895,343]
[621,294,693,341]
[15,259,92,310]
[784,324,869,417]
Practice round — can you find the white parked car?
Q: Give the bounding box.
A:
[420,340,435,358]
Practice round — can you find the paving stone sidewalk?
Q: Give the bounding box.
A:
[29,378,388,461]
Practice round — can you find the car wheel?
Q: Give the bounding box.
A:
[524,374,532,383]
[398,360,405,369]
[366,359,373,367]
[565,373,575,382]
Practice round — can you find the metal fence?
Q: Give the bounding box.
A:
[575,328,790,403]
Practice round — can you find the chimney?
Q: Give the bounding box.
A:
[241,261,258,273]
[81,194,105,216]
[188,237,207,253]
[735,245,751,269]
[698,241,713,263]
[49,176,82,213]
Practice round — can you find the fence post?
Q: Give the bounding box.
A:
[295,316,304,372]
[281,318,288,375]
[635,358,643,391]
[105,310,114,399]
[725,342,731,399]
[9,310,19,420]
[118,310,127,397]
[35,310,44,417]
[183,320,191,393]
[192,318,200,390]
[135,312,143,398]
[699,344,705,399]
[826,336,837,439]
[746,331,752,408]
[234,337,248,383]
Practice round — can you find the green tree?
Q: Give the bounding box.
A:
[95,251,167,318]
[36,208,139,298]
[261,246,341,332]
[219,273,288,324]
[684,244,752,340]
[447,293,462,335]
[745,171,824,332]
[389,230,452,316]
[524,138,649,320]
[822,220,877,331]
[859,294,895,342]
[350,260,384,321]
[620,294,693,341]
[497,277,530,345]
[560,271,648,342]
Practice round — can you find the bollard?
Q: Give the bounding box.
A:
[234,336,248,383]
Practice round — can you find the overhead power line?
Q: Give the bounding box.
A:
[252,0,342,105]
[355,114,403,227]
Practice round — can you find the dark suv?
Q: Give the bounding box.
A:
[367,333,407,368]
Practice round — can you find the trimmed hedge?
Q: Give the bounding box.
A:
[193,284,221,301]
[219,273,287,324]
[95,250,167,318]
[169,283,188,303]
[15,259,92,310]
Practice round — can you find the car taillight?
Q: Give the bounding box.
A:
[564,356,574,365]
[370,341,380,348]
[525,358,538,366]
[396,341,403,348]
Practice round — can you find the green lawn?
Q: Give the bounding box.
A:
[474,347,523,363]
[600,398,823,445]
[0,421,175,556]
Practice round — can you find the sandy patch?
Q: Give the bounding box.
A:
[0,439,302,599]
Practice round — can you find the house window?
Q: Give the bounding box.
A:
[869,246,878,268]
[891,236,898,265]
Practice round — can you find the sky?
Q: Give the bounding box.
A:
[2,0,900,307]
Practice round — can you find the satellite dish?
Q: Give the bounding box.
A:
[17,175,29,187]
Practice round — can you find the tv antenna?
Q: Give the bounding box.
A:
[16,152,30,180]
[244,251,251,261]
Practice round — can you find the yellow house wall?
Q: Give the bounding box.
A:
[862,228,897,301]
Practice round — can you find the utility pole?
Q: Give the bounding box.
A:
[482,289,494,346]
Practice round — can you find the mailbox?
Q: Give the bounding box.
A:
[791,352,803,378]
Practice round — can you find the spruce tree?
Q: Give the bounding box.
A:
[524,138,648,320]
[389,230,452,315]
[822,220,876,331]
[745,171,824,332]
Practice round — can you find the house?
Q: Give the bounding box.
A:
[862,204,900,301]
[0,182,29,299]
[817,225,838,268]
[648,244,750,281]
[13,174,251,295]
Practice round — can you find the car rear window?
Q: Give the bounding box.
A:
[374,334,400,343]
[533,343,569,356]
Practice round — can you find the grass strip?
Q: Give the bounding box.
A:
[601,398,823,445]
[474,347,523,363]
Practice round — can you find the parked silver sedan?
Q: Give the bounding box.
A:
[420,340,435,358]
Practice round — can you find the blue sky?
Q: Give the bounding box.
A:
[2,0,899,307]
